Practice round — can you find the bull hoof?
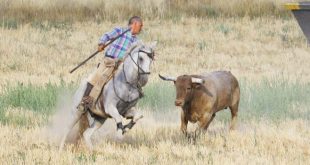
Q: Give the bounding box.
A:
[186,133,197,144]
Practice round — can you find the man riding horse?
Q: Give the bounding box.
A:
[78,16,143,116]
[60,16,156,150]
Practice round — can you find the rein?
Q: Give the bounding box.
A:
[129,50,154,75]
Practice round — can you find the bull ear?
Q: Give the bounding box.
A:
[191,77,204,84]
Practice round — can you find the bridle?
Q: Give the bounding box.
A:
[125,48,154,83]
[113,47,155,103]
[129,49,154,75]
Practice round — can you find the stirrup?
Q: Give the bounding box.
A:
[82,96,94,109]
[77,103,87,113]
[77,96,94,113]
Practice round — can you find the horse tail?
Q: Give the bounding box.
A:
[78,113,89,141]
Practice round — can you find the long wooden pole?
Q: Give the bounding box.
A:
[69,28,131,74]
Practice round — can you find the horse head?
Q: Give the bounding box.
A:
[124,41,157,86]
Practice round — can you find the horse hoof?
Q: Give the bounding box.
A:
[115,129,124,142]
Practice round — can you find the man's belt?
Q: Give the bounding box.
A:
[105,55,114,59]
[106,55,114,59]
[104,52,115,59]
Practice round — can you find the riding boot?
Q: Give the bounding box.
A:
[77,83,94,113]
[83,82,93,97]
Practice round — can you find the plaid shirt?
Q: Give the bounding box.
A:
[99,27,137,59]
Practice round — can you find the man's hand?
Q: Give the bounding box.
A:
[98,44,105,52]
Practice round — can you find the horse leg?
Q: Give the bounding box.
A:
[83,117,106,150]
[105,105,124,140]
[123,107,143,134]
[59,108,84,151]
[77,112,90,142]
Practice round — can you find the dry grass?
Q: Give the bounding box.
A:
[1,2,310,163]
[0,17,309,88]
[0,0,300,23]
[0,109,309,164]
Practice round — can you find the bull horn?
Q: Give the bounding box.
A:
[158,74,176,81]
[191,77,204,84]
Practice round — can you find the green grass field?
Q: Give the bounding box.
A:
[1,77,309,126]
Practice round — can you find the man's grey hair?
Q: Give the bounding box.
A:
[128,16,142,25]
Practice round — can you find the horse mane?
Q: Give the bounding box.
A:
[124,41,143,58]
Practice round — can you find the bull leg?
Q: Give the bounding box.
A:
[83,118,106,150]
[123,108,143,134]
[203,113,216,130]
[180,111,188,135]
[229,101,239,130]
[198,112,213,132]
[187,112,213,142]
[59,109,84,151]
[105,105,124,140]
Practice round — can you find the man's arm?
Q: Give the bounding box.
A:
[99,27,122,45]
[98,27,122,52]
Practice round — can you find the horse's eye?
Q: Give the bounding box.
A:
[139,57,143,62]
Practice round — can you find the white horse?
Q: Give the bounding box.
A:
[60,41,157,150]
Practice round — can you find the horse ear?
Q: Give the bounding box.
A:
[149,41,158,49]
[126,40,142,55]
[132,40,143,48]
[135,40,143,46]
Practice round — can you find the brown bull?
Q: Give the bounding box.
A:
[159,71,240,135]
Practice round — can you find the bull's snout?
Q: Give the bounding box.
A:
[175,99,184,106]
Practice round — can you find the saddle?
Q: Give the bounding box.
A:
[81,57,122,118]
